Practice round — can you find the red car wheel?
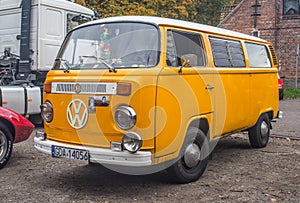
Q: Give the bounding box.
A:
[0,122,13,169]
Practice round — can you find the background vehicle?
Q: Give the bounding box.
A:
[0,0,94,124]
[0,106,34,169]
[278,73,284,100]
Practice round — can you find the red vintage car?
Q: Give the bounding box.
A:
[278,73,284,100]
[0,107,34,169]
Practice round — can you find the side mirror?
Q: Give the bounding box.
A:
[181,58,189,67]
[178,54,198,74]
[181,54,198,67]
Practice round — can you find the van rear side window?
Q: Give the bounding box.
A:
[209,37,245,68]
[245,43,271,68]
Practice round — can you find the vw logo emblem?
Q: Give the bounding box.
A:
[74,83,81,94]
[66,99,88,129]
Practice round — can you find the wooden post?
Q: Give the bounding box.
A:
[296,45,299,89]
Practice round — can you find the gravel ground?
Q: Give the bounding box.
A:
[0,99,299,203]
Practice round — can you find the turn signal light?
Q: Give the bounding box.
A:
[117,83,131,96]
[44,82,52,93]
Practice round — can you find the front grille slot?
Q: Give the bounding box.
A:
[51,82,117,95]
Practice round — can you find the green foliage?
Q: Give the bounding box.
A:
[75,0,234,26]
[284,88,300,99]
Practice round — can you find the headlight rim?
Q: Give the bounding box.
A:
[40,101,53,122]
[114,105,136,130]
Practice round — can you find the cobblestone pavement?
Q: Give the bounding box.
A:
[0,99,299,202]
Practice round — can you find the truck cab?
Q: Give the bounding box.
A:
[0,0,94,122]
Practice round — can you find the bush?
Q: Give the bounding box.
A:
[284,88,300,99]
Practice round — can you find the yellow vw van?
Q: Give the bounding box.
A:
[34,16,280,183]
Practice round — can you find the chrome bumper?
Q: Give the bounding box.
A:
[34,137,152,167]
[277,110,283,119]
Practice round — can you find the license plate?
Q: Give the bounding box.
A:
[51,145,89,162]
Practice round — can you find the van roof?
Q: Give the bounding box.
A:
[80,16,266,43]
[0,0,94,16]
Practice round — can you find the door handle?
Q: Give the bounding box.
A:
[206,85,215,90]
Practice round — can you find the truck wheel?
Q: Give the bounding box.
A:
[248,113,270,148]
[167,127,209,183]
[29,114,43,126]
[0,123,13,169]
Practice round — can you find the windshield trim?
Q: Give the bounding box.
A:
[53,21,161,71]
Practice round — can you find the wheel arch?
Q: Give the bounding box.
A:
[187,117,210,137]
[265,110,274,120]
[0,118,15,141]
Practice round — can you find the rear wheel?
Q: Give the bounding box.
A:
[248,113,270,148]
[0,122,13,169]
[167,127,209,183]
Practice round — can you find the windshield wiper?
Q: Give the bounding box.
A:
[81,55,116,73]
[55,58,71,73]
[98,57,116,73]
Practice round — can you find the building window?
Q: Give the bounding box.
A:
[284,0,300,15]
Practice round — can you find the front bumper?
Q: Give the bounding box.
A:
[34,137,152,166]
[277,110,283,119]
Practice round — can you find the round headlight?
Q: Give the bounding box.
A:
[40,101,53,122]
[122,132,142,153]
[115,106,136,130]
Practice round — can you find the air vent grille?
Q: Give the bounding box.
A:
[269,45,278,66]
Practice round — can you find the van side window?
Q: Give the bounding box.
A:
[209,37,246,67]
[245,43,271,68]
[166,30,206,67]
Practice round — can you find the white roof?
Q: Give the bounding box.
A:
[39,0,94,16]
[80,16,266,42]
[0,0,94,16]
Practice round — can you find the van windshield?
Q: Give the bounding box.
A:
[54,22,160,70]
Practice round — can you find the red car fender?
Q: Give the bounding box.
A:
[0,107,34,143]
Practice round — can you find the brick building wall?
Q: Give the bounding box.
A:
[219,0,300,87]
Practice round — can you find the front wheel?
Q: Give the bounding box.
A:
[248,113,271,148]
[167,128,209,183]
[0,123,13,169]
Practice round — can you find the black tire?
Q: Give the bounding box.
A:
[167,127,209,183]
[0,122,13,169]
[29,114,44,126]
[248,113,270,148]
[279,89,284,100]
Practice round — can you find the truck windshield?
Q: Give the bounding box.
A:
[54,22,160,70]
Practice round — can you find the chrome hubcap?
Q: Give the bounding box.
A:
[0,132,8,160]
[184,143,201,168]
[260,121,269,138]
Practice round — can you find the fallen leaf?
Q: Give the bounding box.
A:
[271,198,277,202]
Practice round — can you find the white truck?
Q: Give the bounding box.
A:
[0,0,94,124]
